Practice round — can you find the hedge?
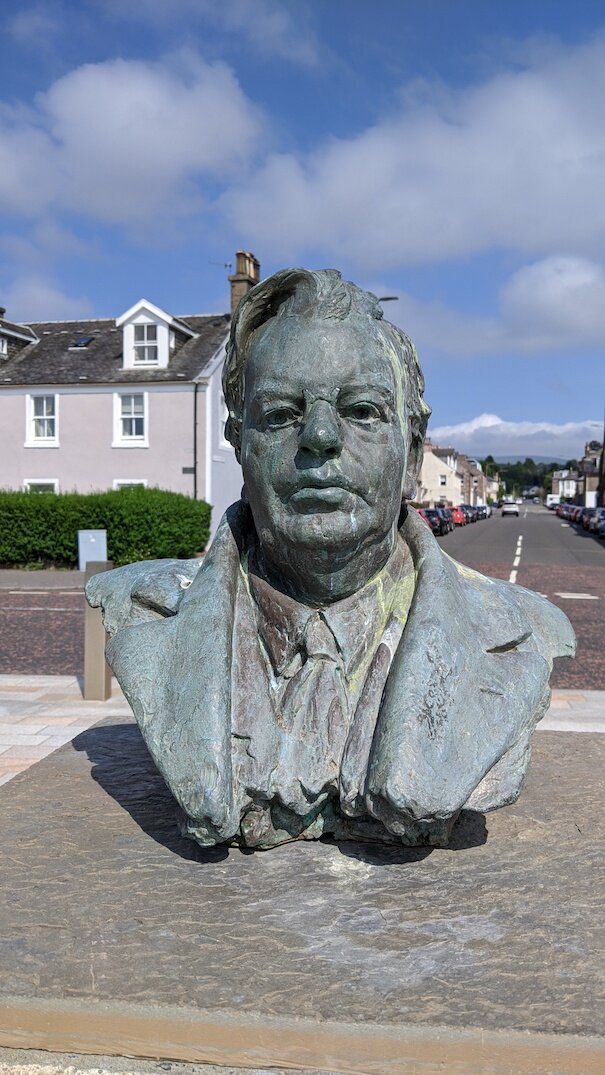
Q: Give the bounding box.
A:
[0,488,211,568]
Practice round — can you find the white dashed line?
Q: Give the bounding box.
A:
[554,593,599,600]
[509,533,522,584]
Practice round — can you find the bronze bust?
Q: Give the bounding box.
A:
[87,269,575,850]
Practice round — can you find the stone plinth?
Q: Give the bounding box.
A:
[0,719,603,1074]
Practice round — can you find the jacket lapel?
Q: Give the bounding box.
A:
[365,509,550,833]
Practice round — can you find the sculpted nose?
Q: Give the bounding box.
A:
[299,400,343,458]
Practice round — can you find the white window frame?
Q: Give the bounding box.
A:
[23,478,59,493]
[0,337,7,357]
[112,479,148,489]
[112,391,149,448]
[219,389,231,449]
[439,474,447,486]
[25,393,59,448]
[133,322,159,365]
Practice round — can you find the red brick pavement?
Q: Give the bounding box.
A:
[0,593,84,676]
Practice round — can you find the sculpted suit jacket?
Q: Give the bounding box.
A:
[87,504,575,849]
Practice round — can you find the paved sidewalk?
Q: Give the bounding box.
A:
[0,675,603,788]
[0,675,131,786]
[0,569,85,590]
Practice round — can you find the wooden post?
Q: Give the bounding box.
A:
[84,561,113,701]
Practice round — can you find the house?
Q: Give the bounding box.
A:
[576,440,603,507]
[418,441,463,506]
[0,251,260,539]
[551,468,579,502]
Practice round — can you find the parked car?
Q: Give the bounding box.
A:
[439,507,454,532]
[581,508,597,530]
[502,502,520,517]
[451,506,466,526]
[461,504,479,522]
[589,507,605,533]
[416,507,432,530]
[424,508,449,535]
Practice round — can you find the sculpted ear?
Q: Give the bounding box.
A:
[402,422,423,500]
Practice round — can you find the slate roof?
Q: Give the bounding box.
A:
[0,314,230,386]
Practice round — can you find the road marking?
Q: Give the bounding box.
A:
[561,523,570,528]
[508,534,523,583]
[554,593,599,600]
[0,606,80,612]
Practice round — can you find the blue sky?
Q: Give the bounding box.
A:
[1,0,604,459]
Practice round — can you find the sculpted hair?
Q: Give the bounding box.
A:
[222,268,431,492]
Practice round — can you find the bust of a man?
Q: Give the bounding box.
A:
[88,269,574,850]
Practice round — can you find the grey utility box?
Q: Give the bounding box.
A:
[78,529,108,572]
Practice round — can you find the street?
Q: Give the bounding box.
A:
[438,503,605,689]
[0,503,603,688]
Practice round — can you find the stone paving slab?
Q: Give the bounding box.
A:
[0,676,130,786]
[0,714,603,1073]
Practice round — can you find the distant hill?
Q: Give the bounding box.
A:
[492,455,567,465]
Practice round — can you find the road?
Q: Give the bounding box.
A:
[0,503,603,687]
[437,503,605,689]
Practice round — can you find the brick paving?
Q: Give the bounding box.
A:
[0,591,84,675]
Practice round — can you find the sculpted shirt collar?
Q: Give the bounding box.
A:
[247,536,411,682]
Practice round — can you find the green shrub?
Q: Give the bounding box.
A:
[0,488,211,567]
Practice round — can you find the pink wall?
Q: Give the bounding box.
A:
[0,385,205,497]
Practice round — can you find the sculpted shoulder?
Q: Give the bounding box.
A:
[85,557,203,638]
[449,555,576,663]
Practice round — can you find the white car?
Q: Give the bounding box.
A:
[502,502,519,517]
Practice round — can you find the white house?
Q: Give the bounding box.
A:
[0,251,260,540]
[418,441,463,506]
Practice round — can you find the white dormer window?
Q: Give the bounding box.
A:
[134,323,158,364]
[0,337,7,357]
[117,299,196,372]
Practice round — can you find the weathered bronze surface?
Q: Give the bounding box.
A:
[87,269,575,850]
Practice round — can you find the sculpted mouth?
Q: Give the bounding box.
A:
[289,485,356,512]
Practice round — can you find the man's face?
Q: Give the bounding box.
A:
[240,314,408,558]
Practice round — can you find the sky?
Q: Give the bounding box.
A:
[1,0,604,460]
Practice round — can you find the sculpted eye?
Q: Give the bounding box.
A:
[265,407,300,429]
[344,402,382,424]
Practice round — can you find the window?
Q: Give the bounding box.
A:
[113,479,148,489]
[23,479,58,493]
[0,337,7,357]
[133,323,158,364]
[26,394,59,447]
[439,474,447,486]
[219,390,231,448]
[113,392,148,447]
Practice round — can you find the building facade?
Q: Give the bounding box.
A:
[0,251,259,539]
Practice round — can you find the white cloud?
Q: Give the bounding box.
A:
[0,52,264,225]
[223,35,605,270]
[5,277,93,321]
[370,255,605,357]
[428,413,602,460]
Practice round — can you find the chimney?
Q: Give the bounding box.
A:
[228,251,260,315]
[0,307,5,320]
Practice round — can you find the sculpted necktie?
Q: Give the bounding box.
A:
[274,611,349,814]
